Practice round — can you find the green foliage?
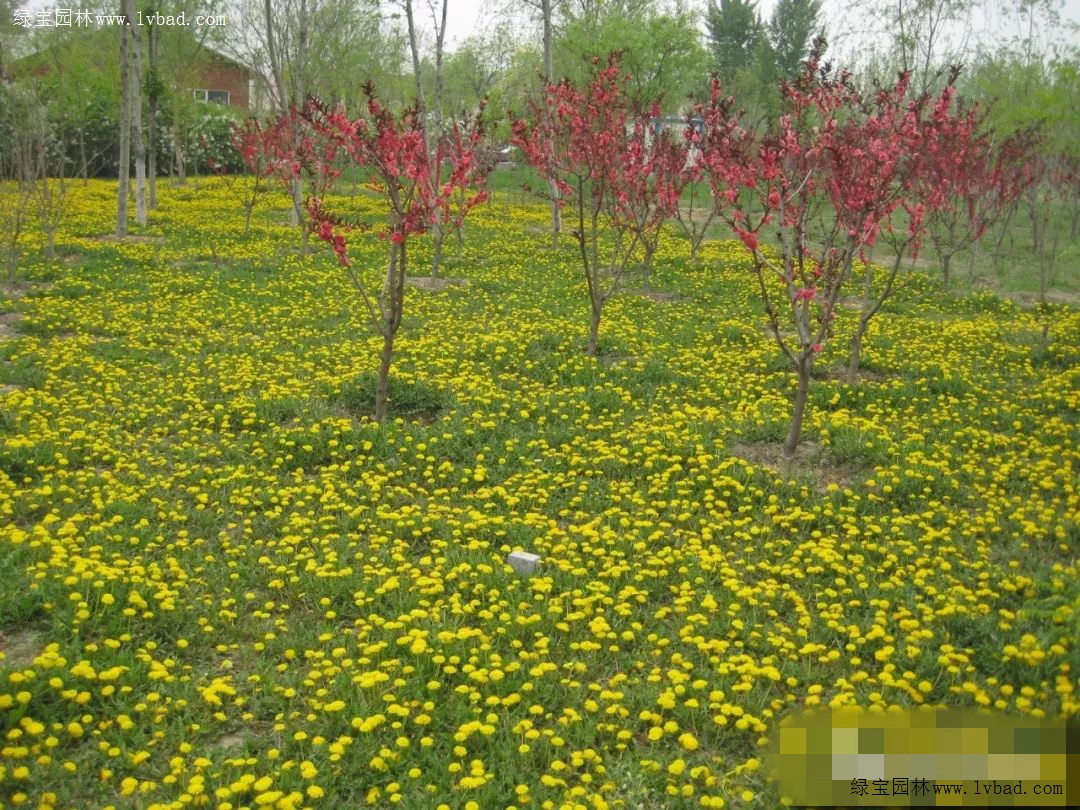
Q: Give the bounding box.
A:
[768,0,822,78]
[555,2,706,113]
[705,0,763,84]
[331,372,454,421]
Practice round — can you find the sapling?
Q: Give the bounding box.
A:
[512,55,688,354]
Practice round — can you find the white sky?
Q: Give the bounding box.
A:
[441,0,1080,54]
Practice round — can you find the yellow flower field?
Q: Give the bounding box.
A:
[0,178,1077,809]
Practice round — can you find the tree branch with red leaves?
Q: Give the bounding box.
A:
[511,54,690,356]
[697,41,945,458]
[239,88,490,423]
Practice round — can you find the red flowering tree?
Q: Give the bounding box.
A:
[633,124,693,291]
[672,155,717,265]
[242,88,489,423]
[923,93,1034,290]
[511,54,688,355]
[234,107,344,250]
[848,89,1038,381]
[230,118,289,236]
[697,44,933,459]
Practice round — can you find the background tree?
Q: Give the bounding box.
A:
[706,0,782,118]
[840,0,976,94]
[705,0,763,85]
[442,24,519,121]
[154,2,224,184]
[511,0,566,246]
[556,0,705,112]
[400,0,453,278]
[309,2,406,111]
[0,84,38,289]
[131,2,147,226]
[117,5,132,236]
[769,0,822,79]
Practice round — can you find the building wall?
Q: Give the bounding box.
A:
[196,59,250,110]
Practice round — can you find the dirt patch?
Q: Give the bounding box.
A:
[405,276,470,291]
[761,326,798,342]
[637,289,681,303]
[819,366,897,383]
[411,410,442,426]
[729,439,864,491]
[0,626,47,669]
[208,732,248,750]
[1,384,24,394]
[0,312,22,339]
[1007,289,1080,308]
[91,234,166,244]
[2,283,35,300]
[677,205,715,225]
[836,296,866,311]
[598,354,636,367]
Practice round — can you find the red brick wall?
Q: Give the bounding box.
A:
[196,59,250,110]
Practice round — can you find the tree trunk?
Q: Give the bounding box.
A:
[430,0,448,278]
[641,240,657,291]
[541,0,560,247]
[783,357,812,460]
[454,211,465,255]
[291,178,302,228]
[586,304,602,357]
[847,315,870,383]
[147,17,159,209]
[374,329,395,424]
[129,0,146,227]
[116,15,131,237]
[991,205,1015,276]
[79,128,88,183]
[432,226,445,278]
[941,253,951,289]
[173,114,186,184]
[966,237,981,284]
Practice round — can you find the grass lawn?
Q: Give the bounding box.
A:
[0,177,1077,809]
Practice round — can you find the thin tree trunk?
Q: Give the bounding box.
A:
[430,0,448,277]
[148,15,158,209]
[641,240,657,291]
[541,0,560,247]
[79,128,88,183]
[847,315,870,382]
[941,253,951,289]
[966,237,981,284]
[586,303,602,357]
[783,358,812,460]
[405,0,425,112]
[291,0,309,231]
[375,329,395,424]
[991,204,1015,276]
[173,112,186,184]
[129,0,146,226]
[116,13,131,237]
[375,238,405,422]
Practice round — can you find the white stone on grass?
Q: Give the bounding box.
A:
[507,551,541,576]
